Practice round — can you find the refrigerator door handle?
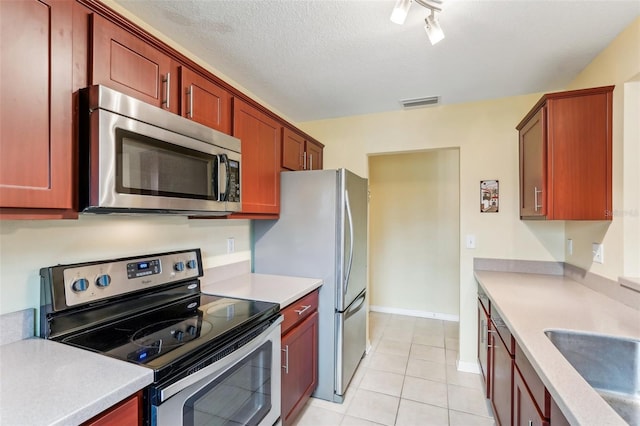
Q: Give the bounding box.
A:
[344,189,355,295]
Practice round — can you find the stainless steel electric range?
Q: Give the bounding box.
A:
[40,248,282,426]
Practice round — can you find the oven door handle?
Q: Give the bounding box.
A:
[158,315,283,403]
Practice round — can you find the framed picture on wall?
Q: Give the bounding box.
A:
[480,180,499,213]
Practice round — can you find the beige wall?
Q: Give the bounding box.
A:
[369,150,460,318]
[0,217,250,315]
[563,18,640,279]
[300,94,566,368]
[300,18,639,368]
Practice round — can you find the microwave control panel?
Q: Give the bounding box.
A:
[227,159,240,202]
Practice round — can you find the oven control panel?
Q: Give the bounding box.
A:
[60,249,202,308]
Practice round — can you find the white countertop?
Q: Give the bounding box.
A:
[201,271,323,308]
[474,270,640,426]
[0,338,153,426]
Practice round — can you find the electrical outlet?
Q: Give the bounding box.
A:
[227,237,235,254]
[592,243,604,264]
[567,239,573,255]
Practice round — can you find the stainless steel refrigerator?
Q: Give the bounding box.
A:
[253,168,368,403]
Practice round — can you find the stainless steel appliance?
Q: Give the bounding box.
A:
[253,169,368,402]
[78,85,241,215]
[40,249,281,426]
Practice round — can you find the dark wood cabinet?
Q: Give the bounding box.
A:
[517,86,614,220]
[479,293,574,426]
[0,0,75,218]
[82,391,141,426]
[282,127,306,171]
[232,98,282,216]
[2,0,324,220]
[490,318,514,426]
[513,367,548,426]
[280,290,319,426]
[281,127,324,171]
[91,13,179,114]
[305,140,323,171]
[180,66,231,134]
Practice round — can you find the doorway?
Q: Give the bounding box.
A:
[368,149,460,319]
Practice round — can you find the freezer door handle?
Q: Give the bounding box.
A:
[345,291,366,320]
[344,189,354,295]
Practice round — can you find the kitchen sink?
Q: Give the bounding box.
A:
[545,329,640,425]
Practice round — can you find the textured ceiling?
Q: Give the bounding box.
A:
[112,0,640,122]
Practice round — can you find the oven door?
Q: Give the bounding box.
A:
[151,317,282,426]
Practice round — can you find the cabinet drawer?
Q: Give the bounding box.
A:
[491,311,514,356]
[281,290,318,335]
[515,342,549,417]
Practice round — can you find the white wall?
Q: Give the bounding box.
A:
[368,150,460,319]
[0,216,250,315]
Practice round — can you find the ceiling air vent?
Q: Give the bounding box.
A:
[400,96,440,109]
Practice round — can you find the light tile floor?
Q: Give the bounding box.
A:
[292,312,495,426]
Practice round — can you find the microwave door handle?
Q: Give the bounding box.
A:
[212,155,220,201]
[219,154,230,202]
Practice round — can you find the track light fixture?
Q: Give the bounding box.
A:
[424,10,445,45]
[390,0,445,45]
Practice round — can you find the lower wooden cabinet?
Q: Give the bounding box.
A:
[479,295,572,426]
[82,391,141,426]
[490,323,513,426]
[280,290,319,426]
[513,366,548,426]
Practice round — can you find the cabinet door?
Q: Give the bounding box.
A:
[491,331,513,426]
[519,107,546,218]
[305,140,323,171]
[281,311,318,426]
[232,99,281,215]
[547,91,612,220]
[0,0,74,213]
[282,127,305,171]
[82,391,140,426]
[91,13,178,113]
[181,66,231,134]
[513,367,548,426]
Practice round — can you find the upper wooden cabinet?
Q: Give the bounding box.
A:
[282,127,324,171]
[517,86,614,220]
[0,0,75,218]
[233,99,282,216]
[91,13,179,114]
[180,66,231,134]
[305,140,323,171]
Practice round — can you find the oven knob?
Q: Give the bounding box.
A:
[95,274,111,288]
[174,330,184,342]
[71,278,89,292]
[186,325,197,336]
[174,262,185,272]
[186,259,197,269]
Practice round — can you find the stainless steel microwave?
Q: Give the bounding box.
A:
[78,85,241,215]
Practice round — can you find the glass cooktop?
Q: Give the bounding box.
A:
[62,294,279,381]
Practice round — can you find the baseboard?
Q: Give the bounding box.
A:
[369,305,459,322]
[457,359,481,374]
